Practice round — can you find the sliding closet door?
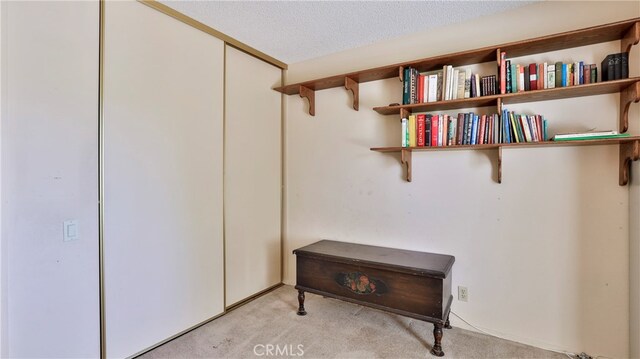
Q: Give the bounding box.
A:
[225,46,282,306]
[103,1,224,357]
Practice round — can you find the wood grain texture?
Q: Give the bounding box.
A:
[294,240,455,324]
[620,140,640,186]
[370,136,640,152]
[274,18,639,95]
[344,77,359,111]
[373,78,640,115]
[621,81,640,133]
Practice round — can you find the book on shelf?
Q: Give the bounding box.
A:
[400,109,547,148]
[552,130,630,141]
[401,118,408,148]
[500,52,506,95]
[417,114,425,146]
[601,52,629,81]
[529,63,537,91]
[409,115,417,147]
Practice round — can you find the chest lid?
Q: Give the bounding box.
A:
[293,240,455,278]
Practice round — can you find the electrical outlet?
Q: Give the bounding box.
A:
[458,286,468,302]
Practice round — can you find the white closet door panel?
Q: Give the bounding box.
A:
[103,1,224,357]
[2,1,99,357]
[225,46,282,306]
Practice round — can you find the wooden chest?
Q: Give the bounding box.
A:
[293,240,455,356]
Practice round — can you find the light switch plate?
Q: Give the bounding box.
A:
[63,220,79,242]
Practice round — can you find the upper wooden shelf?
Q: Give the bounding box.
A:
[372,78,640,115]
[274,18,640,96]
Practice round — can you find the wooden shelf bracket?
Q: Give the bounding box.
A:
[344,77,359,111]
[299,85,315,116]
[401,149,412,182]
[622,22,640,53]
[620,81,640,133]
[620,140,640,185]
[497,146,503,184]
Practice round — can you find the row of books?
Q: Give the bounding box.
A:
[601,52,629,81]
[402,51,632,105]
[402,66,497,105]
[499,53,598,94]
[400,110,548,148]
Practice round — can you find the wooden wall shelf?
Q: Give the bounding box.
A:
[278,17,640,185]
[373,78,640,115]
[275,18,640,114]
[371,137,640,185]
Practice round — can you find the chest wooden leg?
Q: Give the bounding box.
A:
[431,322,445,357]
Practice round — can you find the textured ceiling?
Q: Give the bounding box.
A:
[160,1,537,64]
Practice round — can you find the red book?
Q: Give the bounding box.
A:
[500,52,506,94]
[431,115,439,147]
[529,63,538,91]
[457,113,465,145]
[417,75,423,103]
[584,64,591,84]
[479,115,486,144]
[538,64,544,89]
[417,114,425,146]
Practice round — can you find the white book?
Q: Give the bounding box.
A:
[543,62,548,89]
[442,65,449,101]
[521,116,532,142]
[401,118,408,147]
[422,74,429,103]
[448,65,454,100]
[464,70,472,98]
[574,62,579,86]
[518,71,525,92]
[428,74,438,102]
[452,69,459,100]
[457,70,466,99]
[527,116,540,142]
[547,64,555,89]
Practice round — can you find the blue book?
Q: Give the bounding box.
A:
[471,115,478,145]
[562,64,568,87]
[579,61,584,85]
[503,109,511,143]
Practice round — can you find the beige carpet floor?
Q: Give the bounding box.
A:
[140,285,567,359]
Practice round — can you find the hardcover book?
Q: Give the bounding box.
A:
[529,63,537,91]
[555,62,563,88]
[547,64,555,89]
[621,52,629,79]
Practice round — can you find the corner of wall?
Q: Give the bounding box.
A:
[628,31,640,359]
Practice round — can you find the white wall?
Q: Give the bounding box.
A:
[224,45,282,307]
[284,2,639,358]
[0,1,6,356]
[103,1,224,357]
[1,1,100,357]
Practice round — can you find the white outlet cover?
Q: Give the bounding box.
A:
[63,220,79,242]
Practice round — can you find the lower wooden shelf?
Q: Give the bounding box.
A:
[371,137,640,185]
